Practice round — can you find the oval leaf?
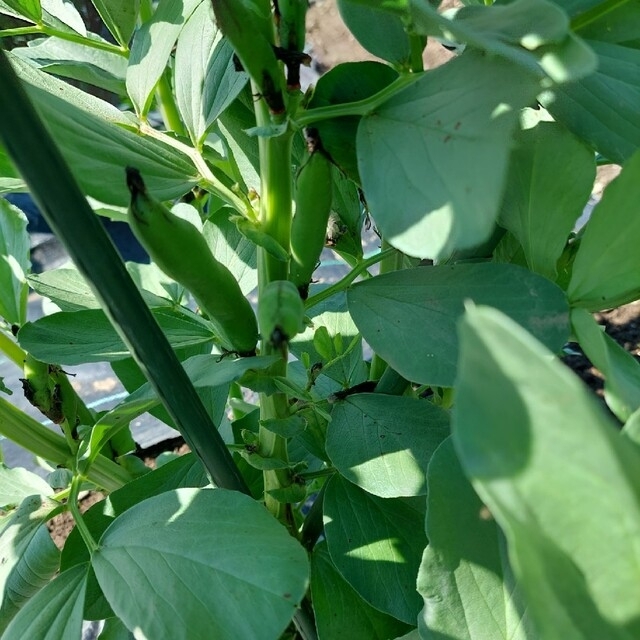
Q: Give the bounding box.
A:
[543,2,640,164]
[311,542,412,640]
[327,393,449,498]
[347,263,570,386]
[357,50,541,259]
[90,0,139,48]
[0,496,60,634]
[454,305,640,637]
[324,475,426,624]
[498,111,595,279]
[18,308,216,364]
[126,0,202,116]
[418,438,535,639]
[2,564,88,640]
[568,150,640,310]
[9,53,196,206]
[92,488,309,640]
[337,0,411,66]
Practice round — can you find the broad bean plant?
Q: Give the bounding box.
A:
[1,0,640,638]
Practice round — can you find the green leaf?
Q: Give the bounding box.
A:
[555,0,603,17]
[309,61,399,184]
[61,454,207,554]
[93,488,309,639]
[0,465,52,509]
[61,453,209,621]
[235,216,290,262]
[239,450,290,470]
[18,307,216,364]
[417,438,535,639]
[542,3,640,163]
[324,475,426,624]
[175,3,247,145]
[327,394,449,498]
[292,291,367,388]
[406,0,596,82]
[347,263,570,386]
[0,143,19,178]
[203,207,258,295]
[571,308,640,422]
[454,305,640,638]
[9,53,196,206]
[173,1,217,143]
[0,198,29,325]
[330,167,365,259]
[90,0,139,48]
[2,564,88,640]
[574,2,640,45]
[568,150,640,310]
[357,51,541,259]
[622,407,640,448]
[41,0,86,35]
[13,36,127,94]
[126,0,202,116]
[216,88,260,193]
[0,0,41,22]
[498,109,595,279]
[201,39,248,132]
[260,415,307,438]
[0,496,60,634]
[29,265,173,313]
[28,267,100,311]
[311,542,412,640]
[337,0,412,66]
[88,355,277,463]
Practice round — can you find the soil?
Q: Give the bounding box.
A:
[47,0,637,551]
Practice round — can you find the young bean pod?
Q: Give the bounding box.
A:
[258,280,305,349]
[126,168,258,356]
[289,136,333,298]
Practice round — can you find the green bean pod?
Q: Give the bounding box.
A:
[289,144,333,298]
[126,168,258,355]
[258,280,305,348]
[212,0,286,114]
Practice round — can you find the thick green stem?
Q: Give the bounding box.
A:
[0,396,132,491]
[253,86,296,525]
[0,329,25,367]
[0,25,127,55]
